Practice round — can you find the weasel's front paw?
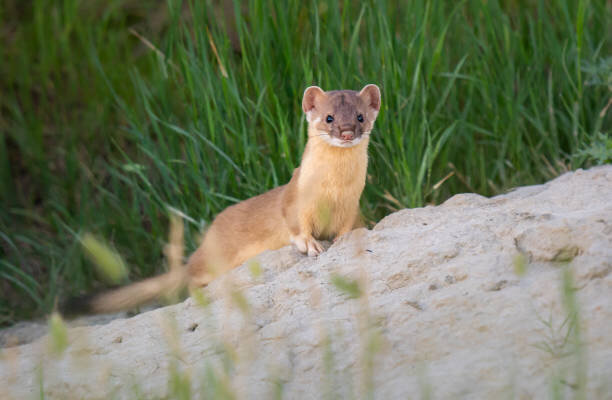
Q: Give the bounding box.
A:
[291,235,323,257]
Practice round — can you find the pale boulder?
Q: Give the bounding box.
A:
[1,166,611,399]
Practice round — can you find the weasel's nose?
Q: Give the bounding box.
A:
[340,125,355,140]
[340,131,354,140]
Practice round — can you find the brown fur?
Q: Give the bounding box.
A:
[68,84,381,314]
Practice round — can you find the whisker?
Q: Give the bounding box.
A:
[308,131,373,143]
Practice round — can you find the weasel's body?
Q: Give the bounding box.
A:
[67,85,380,314]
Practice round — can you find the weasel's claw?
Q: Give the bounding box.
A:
[307,239,323,257]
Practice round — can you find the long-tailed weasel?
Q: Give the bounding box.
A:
[65,84,381,314]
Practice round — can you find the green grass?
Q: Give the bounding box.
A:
[1,0,611,323]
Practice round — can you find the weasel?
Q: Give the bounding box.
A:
[64,84,381,314]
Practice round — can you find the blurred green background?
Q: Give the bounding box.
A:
[1,0,610,324]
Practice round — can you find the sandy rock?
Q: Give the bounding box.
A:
[1,166,611,399]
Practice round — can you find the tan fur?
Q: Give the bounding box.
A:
[76,84,381,314]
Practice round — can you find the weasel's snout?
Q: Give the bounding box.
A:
[339,124,356,141]
[340,131,355,141]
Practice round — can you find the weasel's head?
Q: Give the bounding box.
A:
[302,84,381,148]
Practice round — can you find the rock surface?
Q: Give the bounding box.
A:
[1,166,611,399]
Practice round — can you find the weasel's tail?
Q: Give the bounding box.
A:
[61,269,188,316]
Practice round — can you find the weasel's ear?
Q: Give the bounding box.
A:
[302,86,326,113]
[358,84,381,112]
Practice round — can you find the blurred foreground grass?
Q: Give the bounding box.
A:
[0,0,611,323]
[2,253,593,399]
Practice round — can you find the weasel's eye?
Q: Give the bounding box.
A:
[357,114,364,123]
[326,115,334,123]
